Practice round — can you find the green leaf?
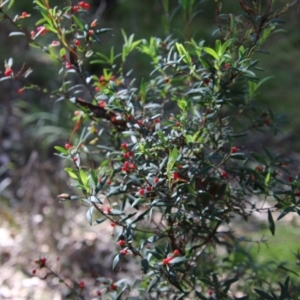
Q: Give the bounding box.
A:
[54,146,69,155]
[130,208,150,224]
[147,275,161,293]
[254,289,274,300]
[86,206,94,225]
[167,147,178,177]
[277,266,299,277]
[169,256,187,264]
[203,47,219,60]
[267,209,275,236]
[251,152,267,165]
[277,206,295,220]
[141,259,149,274]
[194,290,207,300]
[112,253,121,270]
[79,168,88,186]
[72,14,84,29]
[9,32,25,36]
[64,168,78,180]
[94,217,106,225]
[264,171,271,187]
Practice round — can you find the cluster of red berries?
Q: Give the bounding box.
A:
[162,249,180,265]
[121,143,136,172]
[121,161,136,173]
[138,185,152,197]
[98,75,116,87]
[72,1,90,12]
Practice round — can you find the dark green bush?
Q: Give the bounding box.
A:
[2,0,300,299]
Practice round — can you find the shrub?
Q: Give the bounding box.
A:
[2,0,300,298]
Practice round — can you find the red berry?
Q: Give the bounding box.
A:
[231,146,238,153]
[139,189,145,196]
[78,1,85,7]
[38,258,47,267]
[173,249,180,256]
[99,100,106,108]
[146,185,152,192]
[104,207,111,214]
[175,121,180,127]
[72,5,79,12]
[204,78,210,85]
[255,165,263,172]
[110,283,117,291]
[110,222,116,227]
[118,240,125,247]
[154,177,159,184]
[137,120,143,126]
[37,26,48,35]
[129,163,136,170]
[128,151,134,157]
[4,68,12,77]
[21,12,29,17]
[88,29,94,36]
[121,166,128,173]
[173,172,180,180]
[74,39,80,46]
[162,257,172,265]
[73,157,78,162]
[32,269,37,274]
[221,171,228,179]
[30,31,35,38]
[121,143,128,149]
[123,153,129,159]
[224,63,231,69]
[17,88,23,94]
[295,191,300,197]
[65,62,72,69]
[127,115,133,121]
[50,40,60,47]
[208,289,214,296]
[165,78,170,83]
[106,180,112,185]
[79,281,85,289]
[65,143,71,150]
[154,118,160,124]
[97,291,102,296]
[83,3,90,9]
[120,249,127,255]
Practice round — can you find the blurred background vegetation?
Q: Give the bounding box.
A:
[1,0,300,298]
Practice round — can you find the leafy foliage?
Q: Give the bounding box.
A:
[1,0,300,298]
